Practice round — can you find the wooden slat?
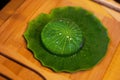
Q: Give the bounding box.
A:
[0,0,25,26]
[0,64,22,80]
[103,7,120,22]
[0,54,44,80]
[103,43,120,80]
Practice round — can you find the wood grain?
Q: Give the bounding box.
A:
[0,55,44,80]
[0,0,25,26]
[103,7,120,22]
[0,63,22,80]
[103,43,120,80]
[0,0,120,80]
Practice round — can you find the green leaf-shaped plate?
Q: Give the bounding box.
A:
[24,6,110,72]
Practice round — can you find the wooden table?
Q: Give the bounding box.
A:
[0,0,120,80]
